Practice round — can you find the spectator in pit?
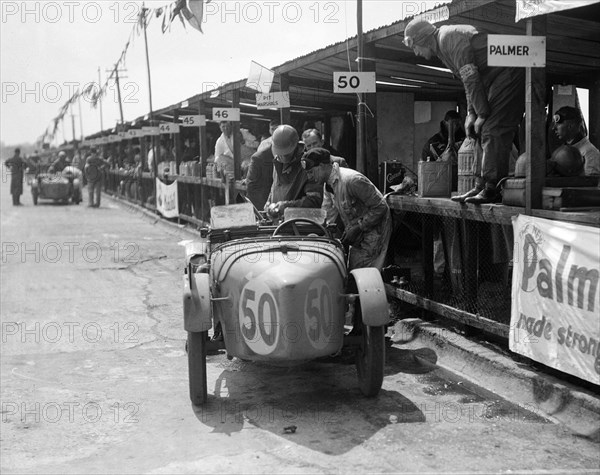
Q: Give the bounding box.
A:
[238,129,258,180]
[48,150,69,173]
[214,121,234,179]
[146,139,168,173]
[181,137,199,162]
[264,125,323,219]
[404,18,525,204]
[84,148,109,208]
[421,110,466,161]
[246,119,280,209]
[302,128,348,167]
[552,106,600,176]
[4,148,27,206]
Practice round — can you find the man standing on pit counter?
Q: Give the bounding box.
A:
[404,18,525,204]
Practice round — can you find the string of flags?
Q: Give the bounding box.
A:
[41,0,211,144]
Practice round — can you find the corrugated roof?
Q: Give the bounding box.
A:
[115,0,599,131]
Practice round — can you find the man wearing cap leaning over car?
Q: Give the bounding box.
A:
[302,148,391,270]
[264,125,323,219]
[552,106,600,176]
[403,18,525,204]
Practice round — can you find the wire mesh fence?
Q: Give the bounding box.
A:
[385,207,514,327]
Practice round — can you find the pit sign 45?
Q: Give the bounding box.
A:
[333,72,376,93]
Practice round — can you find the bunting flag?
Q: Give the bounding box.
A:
[185,0,210,32]
[39,0,210,142]
[246,61,275,94]
[165,0,210,33]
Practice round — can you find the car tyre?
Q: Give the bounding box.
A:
[355,322,385,397]
[187,331,208,405]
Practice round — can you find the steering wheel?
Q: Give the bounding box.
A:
[272,218,330,238]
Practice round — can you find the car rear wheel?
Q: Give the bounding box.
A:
[355,322,385,397]
[187,331,208,405]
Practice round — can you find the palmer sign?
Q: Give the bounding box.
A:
[510,215,599,385]
[487,34,546,67]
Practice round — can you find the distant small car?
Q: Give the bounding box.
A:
[183,203,389,405]
[31,167,82,205]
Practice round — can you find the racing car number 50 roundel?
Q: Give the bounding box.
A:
[239,280,279,355]
[304,279,334,350]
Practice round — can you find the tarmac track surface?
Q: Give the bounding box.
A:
[1,181,599,474]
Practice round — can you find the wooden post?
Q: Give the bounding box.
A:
[525,17,547,213]
[232,89,241,182]
[364,44,378,184]
[589,73,600,149]
[198,100,207,222]
[174,110,182,170]
[280,74,291,125]
[198,101,208,176]
[356,0,366,175]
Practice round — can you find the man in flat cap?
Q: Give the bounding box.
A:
[404,18,525,203]
[302,147,391,270]
[552,106,599,176]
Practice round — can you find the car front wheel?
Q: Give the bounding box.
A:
[355,323,385,397]
[187,331,208,405]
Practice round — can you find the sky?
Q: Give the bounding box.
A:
[1,0,447,147]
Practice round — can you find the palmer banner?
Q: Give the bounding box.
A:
[155,178,179,219]
[511,215,600,385]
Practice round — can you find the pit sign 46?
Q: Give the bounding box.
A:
[333,72,376,93]
[212,108,240,122]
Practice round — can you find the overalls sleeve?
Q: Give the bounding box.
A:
[350,175,388,231]
[440,30,491,118]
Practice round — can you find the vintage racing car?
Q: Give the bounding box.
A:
[183,203,389,405]
[31,166,83,205]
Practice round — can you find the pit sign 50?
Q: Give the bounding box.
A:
[333,72,376,93]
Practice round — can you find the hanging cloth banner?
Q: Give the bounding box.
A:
[156,178,179,218]
[246,61,275,94]
[510,215,600,385]
[516,0,600,22]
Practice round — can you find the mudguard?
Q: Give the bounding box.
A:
[350,268,389,326]
[183,272,213,332]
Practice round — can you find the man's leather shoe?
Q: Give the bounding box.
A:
[450,186,482,203]
[464,187,500,204]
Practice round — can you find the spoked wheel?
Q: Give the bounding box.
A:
[187,331,208,405]
[355,321,385,397]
